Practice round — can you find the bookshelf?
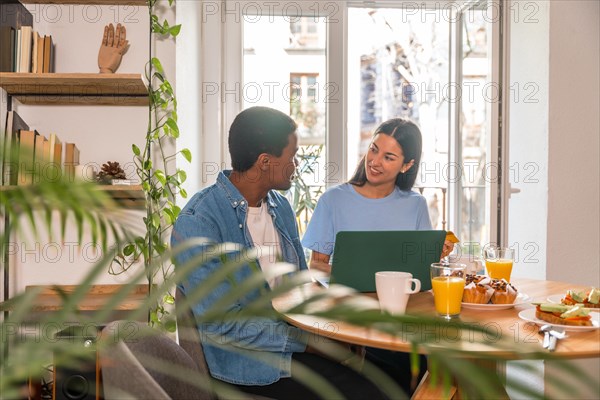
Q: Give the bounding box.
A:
[1,0,152,322]
[101,184,145,208]
[0,73,148,105]
[0,184,145,207]
[0,284,150,312]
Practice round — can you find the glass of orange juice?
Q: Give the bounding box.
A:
[430,263,466,320]
[484,247,514,281]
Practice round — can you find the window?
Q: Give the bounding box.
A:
[235,1,502,249]
[290,73,322,143]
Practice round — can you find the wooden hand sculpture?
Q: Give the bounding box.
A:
[98,23,129,73]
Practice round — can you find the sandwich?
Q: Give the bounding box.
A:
[535,303,593,327]
[561,288,600,309]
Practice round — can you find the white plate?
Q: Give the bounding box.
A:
[547,294,564,304]
[461,292,532,310]
[518,308,600,332]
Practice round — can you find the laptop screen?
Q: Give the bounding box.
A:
[329,230,446,292]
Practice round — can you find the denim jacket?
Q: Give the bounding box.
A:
[170,171,308,385]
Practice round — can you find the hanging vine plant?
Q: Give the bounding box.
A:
[112,0,189,330]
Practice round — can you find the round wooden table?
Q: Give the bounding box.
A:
[273,278,599,358]
[273,278,600,399]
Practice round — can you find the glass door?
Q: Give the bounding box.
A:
[345,1,502,253]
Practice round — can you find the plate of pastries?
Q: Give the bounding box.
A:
[461,274,530,310]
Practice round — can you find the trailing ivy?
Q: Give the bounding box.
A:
[112,0,187,330]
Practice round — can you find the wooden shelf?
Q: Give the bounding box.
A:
[0,184,145,209]
[21,0,147,5]
[99,184,145,209]
[0,73,148,105]
[20,284,149,312]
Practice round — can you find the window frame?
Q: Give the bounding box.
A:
[218,0,505,246]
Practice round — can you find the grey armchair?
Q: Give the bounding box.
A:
[99,320,212,400]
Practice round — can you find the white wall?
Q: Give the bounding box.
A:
[545,2,600,398]
[546,0,600,286]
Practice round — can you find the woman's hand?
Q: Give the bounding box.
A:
[309,251,332,274]
[441,239,455,259]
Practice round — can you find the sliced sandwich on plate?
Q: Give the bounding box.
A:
[535,303,593,327]
[561,287,600,309]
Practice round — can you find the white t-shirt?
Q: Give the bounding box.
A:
[246,202,281,288]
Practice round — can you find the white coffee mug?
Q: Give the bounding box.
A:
[375,271,421,314]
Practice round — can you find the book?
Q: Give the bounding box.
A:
[2,110,29,185]
[15,28,20,72]
[0,26,15,72]
[17,129,37,185]
[18,25,32,73]
[1,0,34,72]
[64,142,80,182]
[31,30,40,73]
[36,33,44,74]
[42,35,53,73]
[35,133,48,182]
[48,133,62,181]
[42,136,51,162]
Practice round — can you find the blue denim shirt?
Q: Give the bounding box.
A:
[170,171,308,385]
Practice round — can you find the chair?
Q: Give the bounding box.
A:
[175,287,213,381]
[99,320,213,400]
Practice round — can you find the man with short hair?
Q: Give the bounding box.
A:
[171,106,388,399]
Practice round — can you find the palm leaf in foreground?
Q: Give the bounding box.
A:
[0,178,140,250]
[1,242,598,400]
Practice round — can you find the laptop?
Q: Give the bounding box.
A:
[326,230,446,292]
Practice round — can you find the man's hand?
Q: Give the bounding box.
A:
[98,23,129,73]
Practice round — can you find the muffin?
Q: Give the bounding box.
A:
[490,279,518,304]
[462,276,494,304]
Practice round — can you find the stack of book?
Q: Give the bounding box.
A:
[0,26,54,73]
[2,111,79,185]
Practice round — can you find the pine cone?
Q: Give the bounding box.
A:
[97,161,127,183]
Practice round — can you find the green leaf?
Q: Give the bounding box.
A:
[132,144,141,156]
[123,244,136,257]
[154,170,166,185]
[177,169,187,183]
[162,209,174,224]
[151,213,161,228]
[163,294,175,305]
[169,25,182,37]
[166,118,179,135]
[150,310,159,323]
[180,149,192,162]
[180,188,188,198]
[151,58,164,74]
[165,319,177,332]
